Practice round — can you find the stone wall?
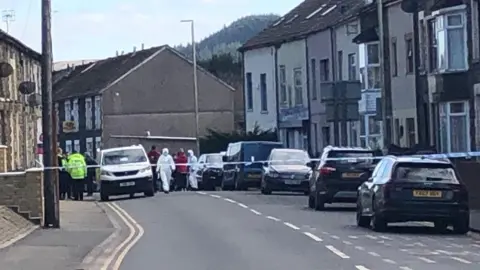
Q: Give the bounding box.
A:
[0,169,44,225]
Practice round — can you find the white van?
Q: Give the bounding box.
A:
[97,145,155,201]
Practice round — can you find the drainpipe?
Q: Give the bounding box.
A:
[305,39,312,154]
[274,44,281,143]
[330,27,340,145]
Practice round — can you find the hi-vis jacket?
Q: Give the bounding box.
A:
[67,153,87,180]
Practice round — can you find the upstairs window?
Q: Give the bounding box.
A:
[94,96,102,130]
[293,68,303,106]
[85,97,93,130]
[279,66,287,105]
[246,72,253,110]
[260,73,267,111]
[359,42,380,89]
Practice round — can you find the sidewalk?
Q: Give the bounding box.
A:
[0,200,116,270]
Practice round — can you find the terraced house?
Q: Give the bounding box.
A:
[53,45,236,155]
[0,31,41,170]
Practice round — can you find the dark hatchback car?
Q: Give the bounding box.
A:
[196,153,224,190]
[356,156,469,234]
[261,148,312,195]
[308,146,378,210]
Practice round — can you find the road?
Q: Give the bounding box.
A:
[113,190,480,270]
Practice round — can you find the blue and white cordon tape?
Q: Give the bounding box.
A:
[36,150,480,170]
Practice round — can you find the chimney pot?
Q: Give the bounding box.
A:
[141,43,144,50]
[133,46,136,52]
[116,50,119,56]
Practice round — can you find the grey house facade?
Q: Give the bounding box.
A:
[54,45,236,155]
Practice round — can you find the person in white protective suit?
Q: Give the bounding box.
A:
[156,148,176,194]
[187,149,198,190]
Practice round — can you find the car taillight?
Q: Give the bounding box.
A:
[319,166,336,175]
[382,181,394,199]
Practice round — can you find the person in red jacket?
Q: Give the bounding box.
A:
[174,148,188,191]
[147,145,160,192]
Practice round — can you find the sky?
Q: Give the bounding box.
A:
[0,0,301,61]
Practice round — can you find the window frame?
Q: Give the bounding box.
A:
[85,97,93,130]
[260,73,268,112]
[405,34,414,74]
[310,58,317,100]
[64,100,71,121]
[337,50,343,80]
[439,100,470,153]
[73,98,79,131]
[347,53,356,80]
[319,59,330,82]
[94,96,102,130]
[245,72,253,110]
[391,38,398,76]
[359,42,381,90]
[293,68,303,106]
[279,65,287,105]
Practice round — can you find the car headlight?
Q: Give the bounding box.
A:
[139,166,151,173]
[101,170,112,176]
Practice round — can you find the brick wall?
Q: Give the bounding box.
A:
[0,169,44,225]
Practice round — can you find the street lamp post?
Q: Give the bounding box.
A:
[181,19,200,154]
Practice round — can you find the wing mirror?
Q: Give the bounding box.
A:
[222,156,227,162]
[367,177,373,182]
[307,161,314,169]
[262,162,269,167]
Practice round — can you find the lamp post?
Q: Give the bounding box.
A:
[181,19,200,154]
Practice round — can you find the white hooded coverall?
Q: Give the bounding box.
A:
[187,149,198,189]
[156,148,175,192]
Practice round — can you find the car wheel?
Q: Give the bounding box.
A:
[433,220,448,232]
[308,194,315,209]
[100,191,109,201]
[314,192,325,211]
[371,212,387,232]
[356,202,371,228]
[144,182,155,197]
[260,184,272,195]
[221,177,232,191]
[453,216,469,235]
[130,193,135,198]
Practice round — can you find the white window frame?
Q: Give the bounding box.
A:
[260,73,268,112]
[94,96,102,130]
[64,100,71,121]
[347,53,356,80]
[439,100,470,153]
[85,97,93,130]
[279,65,287,105]
[426,6,468,72]
[293,68,303,106]
[86,137,94,156]
[74,139,80,153]
[359,114,382,149]
[73,98,79,131]
[65,140,72,154]
[359,42,380,90]
[310,58,317,99]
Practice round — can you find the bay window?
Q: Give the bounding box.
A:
[439,101,470,153]
[359,42,380,90]
[428,8,467,72]
[359,114,382,149]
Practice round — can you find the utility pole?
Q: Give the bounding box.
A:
[2,10,15,33]
[181,19,200,154]
[41,0,59,228]
[377,0,391,147]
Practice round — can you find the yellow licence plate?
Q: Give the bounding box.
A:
[248,174,261,179]
[342,173,362,178]
[413,190,442,198]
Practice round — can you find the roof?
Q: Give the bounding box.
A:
[0,30,41,60]
[53,59,98,71]
[239,0,367,52]
[53,45,235,101]
[324,145,373,151]
[101,144,145,153]
[386,156,452,164]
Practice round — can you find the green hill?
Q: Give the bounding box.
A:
[175,14,280,61]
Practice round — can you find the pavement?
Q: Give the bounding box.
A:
[0,200,116,270]
[0,206,37,249]
[114,190,480,270]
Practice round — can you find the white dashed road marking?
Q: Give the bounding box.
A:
[342,241,352,245]
[382,258,396,264]
[450,257,471,264]
[250,209,262,215]
[303,232,323,242]
[210,194,221,198]
[417,257,436,263]
[399,267,413,270]
[355,246,365,251]
[266,216,280,222]
[325,245,350,259]
[355,266,370,270]
[365,235,377,240]
[348,235,358,239]
[283,222,300,230]
[368,252,380,257]
[237,203,248,208]
[330,235,340,239]
[224,198,236,203]
[196,191,207,195]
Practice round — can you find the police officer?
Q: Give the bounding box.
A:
[57,148,69,200]
[67,150,87,201]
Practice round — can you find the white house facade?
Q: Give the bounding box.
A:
[276,39,309,150]
[243,47,277,132]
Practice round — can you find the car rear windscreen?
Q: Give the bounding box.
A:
[393,162,459,184]
[328,151,375,164]
[243,143,282,162]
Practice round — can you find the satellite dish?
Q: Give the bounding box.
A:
[18,81,36,95]
[0,62,13,78]
[401,0,419,13]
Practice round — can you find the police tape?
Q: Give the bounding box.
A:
[32,150,480,170]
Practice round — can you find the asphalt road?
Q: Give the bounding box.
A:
[114,190,480,270]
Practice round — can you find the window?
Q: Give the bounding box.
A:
[347,53,356,80]
[85,97,93,130]
[391,38,398,76]
[86,137,94,156]
[348,121,358,146]
[74,139,80,153]
[95,137,102,151]
[73,99,79,131]
[431,11,467,71]
[337,51,343,80]
[319,59,329,81]
[405,35,414,74]
[322,126,330,145]
[245,72,253,110]
[359,43,380,89]
[64,100,71,121]
[394,118,400,144]
[293,68,303,106]
[439,101,470,153]
[406,117,416,146]
[260,73,267,111]
[94,96,102,129]
[279,65,287,104]
[360,114,382,150]
[427,19,438,71]
[310,58,317,99]
[65,140,72,154]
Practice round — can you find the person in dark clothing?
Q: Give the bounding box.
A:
[84,152,97,196]
[147,145,160,192]
[57,148,69,200]
[174,148,188,191]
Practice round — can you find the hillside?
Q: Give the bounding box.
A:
[175,14,280,61]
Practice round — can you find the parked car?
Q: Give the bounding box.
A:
[96,145,155,201]
[222,141,283,190]
[195,153,224,190]
[308,146,377,210]
[356,156,469,234]
[261,148,312,195]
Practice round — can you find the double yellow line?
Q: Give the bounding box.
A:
[100,202,144,270]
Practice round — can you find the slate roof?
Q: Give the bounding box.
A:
[0,30,41,60]
[53,46,165,101]
[239,0,368,52]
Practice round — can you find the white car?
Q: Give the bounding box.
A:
[97,145,155,201]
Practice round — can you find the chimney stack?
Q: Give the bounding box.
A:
[133,46,136,52]
[141,43,144,50]
[116,50,119,56]
[121,51,124,55]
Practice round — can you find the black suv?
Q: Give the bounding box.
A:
[308,146,377,210]
[356,156,469,234]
